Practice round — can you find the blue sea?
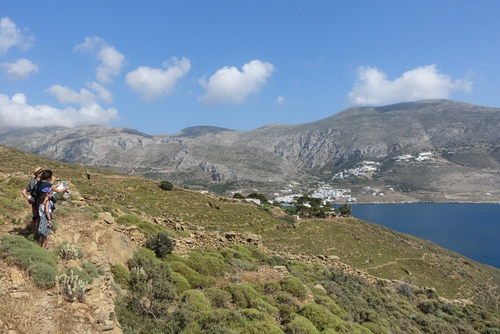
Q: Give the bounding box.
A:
[336,203,500,269]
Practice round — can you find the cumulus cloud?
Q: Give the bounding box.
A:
[46,81,113,106]
[1,58,38,80]
[74,36,125,83]
[125,57,191,101]
[276,96,285,105]
[0,17,34,55]
[198,59,275,105]
[0,93,118,128]
[348,64,472,105]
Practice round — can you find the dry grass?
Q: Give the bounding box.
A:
[0,260,43,333]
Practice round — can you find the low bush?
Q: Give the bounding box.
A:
[65,262,104,284]
[280,276,307,300]
[82,205,102,220]
[186,251,227,277]
[54,242,85,260]
[227,258,258,274]
[160,180,174,191]
[262,280,281,296]
[171,271,191,294]
[66,267,93,284]
[204,287,232,308]
[223,283,261,309]
[111,264,129,289]
[170,261,215,289]
[145,231,175,257]
[262,254,288,266]
[285,315,320,334]
[81,261,105,278]
[240,309,283,334]
[300,302,344,332]
[197,309,247,333]
[0,235,58,269]
[57,270,87,302]
[181,289,213,315]
[28,262,58,288]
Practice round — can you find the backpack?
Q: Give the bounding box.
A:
[29,179,40,201]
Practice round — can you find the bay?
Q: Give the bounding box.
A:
[339,203,500,269]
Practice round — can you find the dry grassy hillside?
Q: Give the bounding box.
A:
[1,144,499,333]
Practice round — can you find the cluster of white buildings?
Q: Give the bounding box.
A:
[394,152,435,163]
[274,193,304,205]
[333,161,380,180]
[311,185,352,202]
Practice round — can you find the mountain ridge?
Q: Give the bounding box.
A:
[1,99,500,201]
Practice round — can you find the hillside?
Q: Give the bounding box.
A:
[1,144,500,333]
[1,100,500,203]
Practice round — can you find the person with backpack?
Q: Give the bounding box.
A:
[21,166,43,235]
[38,187,55,249]
[34,170,69,233]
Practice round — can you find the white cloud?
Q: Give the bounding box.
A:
[125,57,191,101]
[46,81,113,106]
[1,58,38,80]
[276,96,285,105]
[198,59,275,105]
[0,17,34,55]
[0,93,118,128]
[348,64,472,105]
[75,36,125,83]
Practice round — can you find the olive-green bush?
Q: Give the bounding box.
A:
[111,264,129,289]
[280,276,307,300]
[170,261,215,289]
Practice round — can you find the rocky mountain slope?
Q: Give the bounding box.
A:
[1,99,500,201]
[1,145,500,333]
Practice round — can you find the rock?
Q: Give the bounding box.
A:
[10,292,29,299]
[96,311,108,324]
[314,284,327,294]
[99,212,115,224]
[88,241,98,253]
[125,226,136,231]
[328,255,340,260]
[99,230,136,267]
[10,269,24,286]
[66,259,81,268]
[73,232,81,243]
[101,325,115,331]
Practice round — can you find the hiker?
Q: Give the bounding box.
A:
[36,170,69,198]
[38,187,54,249]
[21,166,43,235]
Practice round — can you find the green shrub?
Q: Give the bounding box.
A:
[362,322,391,334]
[170,261,215,289]
[280,276,307,300]
[116,214,142,226]
[240,309,283,334]
[198,309,247,333]
[262,254,288,266]
[219,245,253,262]
[262,280,281,296]
[233,193,245,199]
[285,315,320,334]
[0,235,58,269]
[82,205,102,220]
[57,270,87,302]
[313,295,344,317]
[66,267,94,284]
[145,231,175,257]
[111,264,129,289]
[204,287,232,308]
[171,271,191,294]
[28,262,58,288]
[181,289,213,316]
[81,261,105,278]
[187,251,227,277]
[223,283,261,309]
[299,303,343,331]
[53,242,84,260]
[227,258,258,273]
[160,180,174,191]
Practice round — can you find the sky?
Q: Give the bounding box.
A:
[0,1,499,135]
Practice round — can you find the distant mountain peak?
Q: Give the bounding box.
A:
[173,126,235,138]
